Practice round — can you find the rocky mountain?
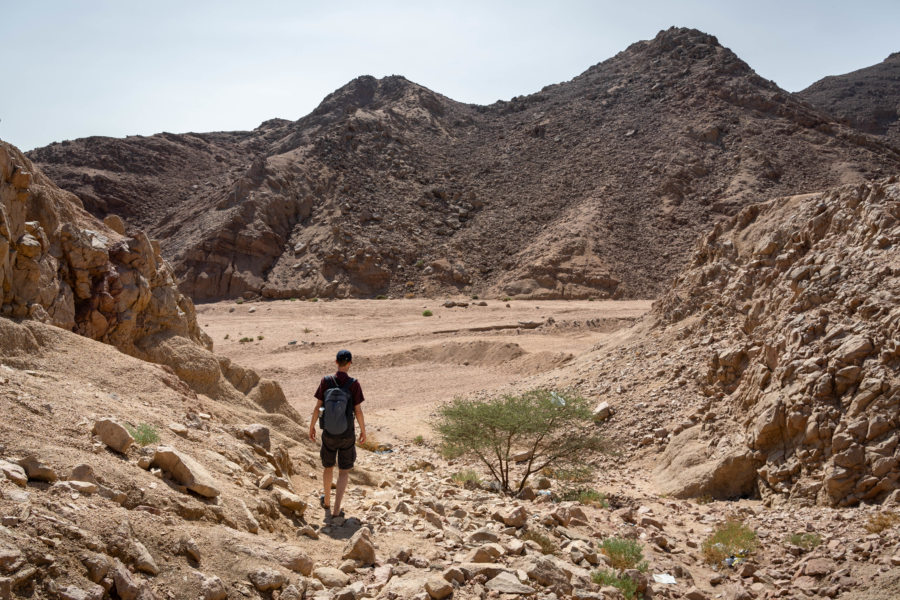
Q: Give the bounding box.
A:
[29,27,900,302]
[799,52,900,147]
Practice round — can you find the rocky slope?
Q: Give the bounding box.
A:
[634,178,899,507]
[3,319,900,600]
[29,28,900,302]
[799,52,900,147]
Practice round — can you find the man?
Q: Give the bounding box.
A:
[309,349,367,520]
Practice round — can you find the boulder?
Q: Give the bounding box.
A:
[592,402,612,422]
[278,548,314,575]
[497,506,528,528]
[200,575,227,600]
[150,446,220,498]
[92,419,134,453]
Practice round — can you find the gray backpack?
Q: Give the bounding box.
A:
[321,376,355,436]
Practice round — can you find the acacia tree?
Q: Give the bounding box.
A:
[433,389,607,494]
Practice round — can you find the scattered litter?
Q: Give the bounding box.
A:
[652,574,677,584]
[550,391,566,406]
[287,340,298,345]
[537,490,553,496]
[374,449,394,455]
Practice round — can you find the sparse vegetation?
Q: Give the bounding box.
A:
[599,538,647,571]
[415,260,424,268]
[522,529,558,555]
[550,465,593,483]
[126,423,160,446]
[413,435,425,445]
[235,298,244,304]
[256,335,264,340]
[592,570,637,600]
[471,294,478,299]
[289,297,297,301]
[786,532,822,550]
[404,292,416,299]
[702,520,758,564]
[433,389,607,494]
[865,511,900,533]
[502,296,511,302]
[303,327,312,334]
[422,310,433,317]
[224,334,229,339]
[562,488,609,508]
[309,297,318,302]
[376,295,387,299]
[239,337,253,343]
[450,469,481,487]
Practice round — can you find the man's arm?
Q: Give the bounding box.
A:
[354,404,367,444]
[309,399,323,442]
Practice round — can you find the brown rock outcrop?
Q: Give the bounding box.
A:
[652,178,900,506]
[1,140,210,356]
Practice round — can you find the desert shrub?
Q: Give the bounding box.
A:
[309,297,318,302]
[551,465,593,483]
[865,511,900,533]
[471,294,478,299]
[433,389,607,494]
[289,297,297,301]
[786,532,821,550]
[126,423,160,446]
[405,292,416,299]
[702,520,758,564]
[239,337,253,343]
[235,298,244,304]
[413,435,425,445]
[502,296,511,302]
[592,571,637,600]
[599,538,647,571]
[415,260,424,268]
[451,469,481,487]
[562,488,608,508]
[224,334,229,339]
[422,310,433,317]
[256,335,264,340]
[376,295,387,300]
[522,529,557,555]
[303,327,312,333]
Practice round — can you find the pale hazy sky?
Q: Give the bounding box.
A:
[2,1,898,151]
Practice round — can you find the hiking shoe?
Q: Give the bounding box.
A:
[319,494,328,509]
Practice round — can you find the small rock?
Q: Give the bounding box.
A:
[314,566,350,588]
[92,419,134,454]
[243,424,271,450]
[273,488,307,515]
[200,575,227,600]
[248,568,285,592]
[168,423,189,438]
[15,455,57,482]
[150,446,220,498]
[485,571,536,595]
[342,528,376,566]
[425,576,453,600]
[0,460,28,487]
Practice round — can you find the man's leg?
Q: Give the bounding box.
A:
[322,467,334,508]
[332,469,350,514]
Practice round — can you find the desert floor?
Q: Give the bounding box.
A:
[198,298,651,445]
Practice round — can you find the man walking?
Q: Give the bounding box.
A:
[309,349,367,520]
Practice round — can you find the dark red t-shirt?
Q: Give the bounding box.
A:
[314,372,364,406]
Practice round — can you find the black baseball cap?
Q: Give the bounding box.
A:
[336,349,352,363]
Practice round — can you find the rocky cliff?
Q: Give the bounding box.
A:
[650,178,899,507]
[1,140,295,414]
[29,28,900,302]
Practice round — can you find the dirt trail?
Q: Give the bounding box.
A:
[199,298,650,443]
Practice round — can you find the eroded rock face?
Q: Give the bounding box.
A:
[0,141,211,357]
[652,178,900,506]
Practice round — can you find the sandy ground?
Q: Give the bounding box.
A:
[198,298,651,445]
